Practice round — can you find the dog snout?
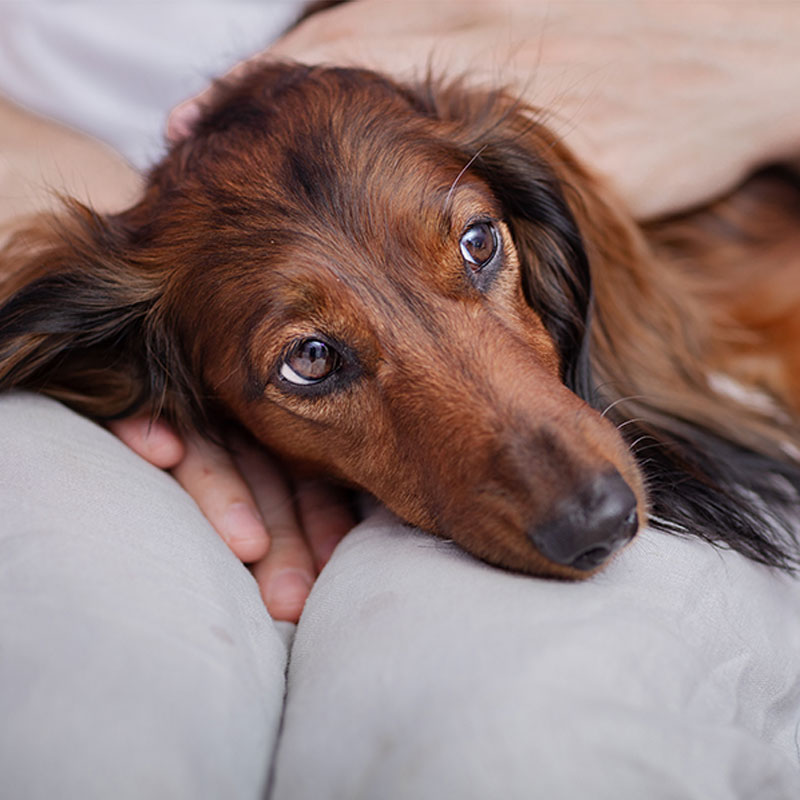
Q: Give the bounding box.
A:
[529,471,639,571]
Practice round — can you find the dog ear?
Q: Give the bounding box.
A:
[0,199,198,426]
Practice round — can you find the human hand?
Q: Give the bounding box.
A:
[169,0,800,220]
[110,416,355,622]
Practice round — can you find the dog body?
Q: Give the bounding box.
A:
[2,64,800,576]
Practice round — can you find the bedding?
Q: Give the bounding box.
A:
[0,394,287,800]
[273,511,800,798]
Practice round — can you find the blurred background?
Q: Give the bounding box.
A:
[0,1,307,167]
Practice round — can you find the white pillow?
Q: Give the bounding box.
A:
[272,508,800,799]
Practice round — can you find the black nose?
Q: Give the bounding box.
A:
[529,471,639,571]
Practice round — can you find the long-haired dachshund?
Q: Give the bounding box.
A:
[1,63,800,578]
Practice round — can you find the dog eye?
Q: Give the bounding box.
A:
[460,221,498,269]
[280,338,340,385]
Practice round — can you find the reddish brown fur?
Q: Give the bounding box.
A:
[1,64,799,576]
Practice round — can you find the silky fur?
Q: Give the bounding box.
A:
[1,63,800,576]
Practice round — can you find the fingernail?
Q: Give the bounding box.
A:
[222,502,267,545]
[265,569,313,619]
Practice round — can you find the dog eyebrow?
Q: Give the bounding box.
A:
[443,145,488,217]
[238,273,345,400]
[239,302,282,401]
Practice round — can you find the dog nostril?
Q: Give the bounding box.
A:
[621,507,638,539]
[529,471,639,571]
[570,545,614,572]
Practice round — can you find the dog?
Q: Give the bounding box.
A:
[1,62,800,578]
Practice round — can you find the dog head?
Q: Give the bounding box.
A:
[0,64,646,575]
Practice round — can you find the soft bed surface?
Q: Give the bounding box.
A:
[272,508,800,799]
[0,394,286,800]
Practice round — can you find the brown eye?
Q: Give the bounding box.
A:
[460,221,497,269]
[280,338,339,385]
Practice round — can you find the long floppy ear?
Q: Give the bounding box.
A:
[0,200,198,425]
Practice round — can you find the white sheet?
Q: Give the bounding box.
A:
[273,511,800,799]
[0,394,287,800]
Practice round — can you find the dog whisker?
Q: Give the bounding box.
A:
[628,434,660,451]
[600,395,650,418]
[615,417,648,431]
[443,145,488,215]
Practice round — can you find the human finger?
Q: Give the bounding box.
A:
[293,478,356,571]
[232,439,317,623]
[167,56,260,142]
[171,432,271,564]
[108,414,185,469]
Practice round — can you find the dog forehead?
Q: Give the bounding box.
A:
[269,117,465,231]
[251,167,505,323]
[199,127,498,286]
[162,67,510,320]
[258,242,455,336]
[202,76,477,224]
